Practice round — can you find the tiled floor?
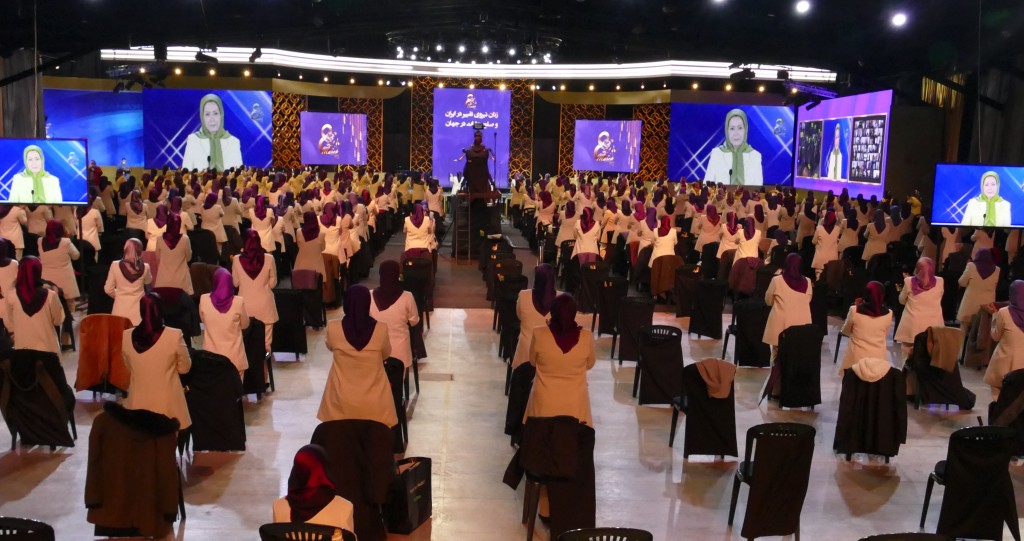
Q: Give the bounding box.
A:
[1,303,1021,540]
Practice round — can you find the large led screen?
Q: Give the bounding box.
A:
[143,89,272,170]
[0,138,89,204]
[300,112,367,166]
[43,89,143,167]
[572,120,642,173]
[668,103,795,186]
[794,90,893,198]
[432,88,511,188]
[931,164,1024,228]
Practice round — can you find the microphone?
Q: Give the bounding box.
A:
[729,169,733,185]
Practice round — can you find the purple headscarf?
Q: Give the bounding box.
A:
[342,285,377,351]
[532,264,556,315]
[301,211,320,242]
[239,230,265,279]
[972,248,997,280]
[203,192,218,210]
[131,293,165,353]
[411,203,425,228]
[645,208,658,230]
[373,260,403,311]
[823,211,837,235]
[320,202,337,227]
[120,238,145,283]
[209,267,234,314]
[162,214,183,249]
[548,293,582,354]
[1009,280,1024,333]
[254,195,268,220]
[910,257,936,295]
[153,205,169,228]
[857,281,889,317]
[742,217,756,240]
[564,201,576,219]
[782,253,808,293]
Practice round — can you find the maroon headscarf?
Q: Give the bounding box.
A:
[131,293,165,353]
[540,191,553,209]
[857,281,889,317]
[153,205,169,228]
[972,248,997,280]
[410,203,426,228]
[659,215,673,237]
[203,192,218,210]
[15,256,47,316]
[910,257,936,295]
[320,203,337,228]
[754,205,765,224]
[705,205,721,227]
[372,260,403,311]
[645,207,658,230]
[742,217,756,240]
[564,201,576,220]
[580,207,596,233]
[823,211,837,235]
[1009,280,1024,333]
[170,195,183,215]
[120,238,145,283]
[782,253,808,293]
[0,205,12,220]
[286,444,336,523]
[301,211,320,242]
[162,213,183,249]
[548,293,582,354]
[532,264,556,315]
[41,220,63,252]
[634,202,647,222]
[342,285,377,350]
[209,267,234,313]
[725,212,740,236]
[253,195,268,220]
[239,229,265,280]
[0,237,14,268]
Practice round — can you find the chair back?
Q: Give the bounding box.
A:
[774,324,824,408]
[857,534,952,540]
[76,314,132,393]
[557,527,653,541]
[577,261,609,313]
[740,422,816,539]
[0,349,75,448]
[616,297,656,363]
[597,276,629,335]
[258,522,355,541]
[936,425,1017,540]
[403,258,434,313]
[188,229,220,264]
[681,361,738,457]
[636,325,684,405]
[291,269,321,290]
[152,287,202,338]
[0,516,55,540]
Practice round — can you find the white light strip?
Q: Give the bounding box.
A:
[101,46,837,83]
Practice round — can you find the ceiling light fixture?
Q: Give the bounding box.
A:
[323,76,329,82]
[438,82,445,88]
[243,69,250,77]
[508,48,516,56]
[725,83,733,91]
[195,51,219,64]
[795,0,810,14]
[481,45,490,54]
[691,82,699,90]
[891,12,907,27]
[560,84,566,91]
[588,84,595,91]
[208,68,216,76]
[458,44,466,53]
[758,84,766,92]
[350,77,355,84]
[499,83,507,90]
[174,67,182,75]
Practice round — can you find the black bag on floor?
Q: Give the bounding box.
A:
[385,457,432,534]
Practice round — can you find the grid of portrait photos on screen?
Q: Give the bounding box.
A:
[850,115,886,183]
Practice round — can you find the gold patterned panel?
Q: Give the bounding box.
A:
[411,77,534,181]
[338,97,384,170]
[633,103,670,180]
[272,92,307,169]
[557,104,606,176]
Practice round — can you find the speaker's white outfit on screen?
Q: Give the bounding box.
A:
[181,133,243,171]
[826,151,844,180]
[704,147,763,186]
[960,198,1011,227]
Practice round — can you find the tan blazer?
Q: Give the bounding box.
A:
[525,327,596,426]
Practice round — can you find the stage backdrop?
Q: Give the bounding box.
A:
[43,89,144,167]
[668,103,794,186]
[432,87,511,187]
[143,89,272,169]
[573,120,642,173]
[300,111,367,166]
[0,138,89,204]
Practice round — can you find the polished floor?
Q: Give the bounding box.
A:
[1,290,1021,540]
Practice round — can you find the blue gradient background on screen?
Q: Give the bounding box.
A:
[573,120,642,173]
[668,103,795,185]
[819,118,851,179]
[432,88,511,188]
[931,164,1024,228]
[0,139,89,204]
[143,89,272,169]
[300,112,367,166]
[43,89,143,166]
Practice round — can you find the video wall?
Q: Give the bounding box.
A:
[794,90,893,198]
[668,103,794,186]
[43,89,144,167]
[931,165,1024,228]
[143,89,272,170]
[432,87,511,188]
[0,138,89,205]
[573,120,642,173]
[300,112,367,166]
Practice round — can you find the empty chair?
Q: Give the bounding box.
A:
[292,269,327,328]
[688,279,728,340]
[0,349,76,449]
[722,299,771,368]
[700,242,720,279]
[614,296,655,363]
[403,258,435,329]
[988,369,1024,457]
[728,422,816,541]
[272,288,308,358]
[557,528,653,541]
[762,324,824,409]
[86,263,115,315]
[485,255,518,301]
[75,314,133,396]
[633,325,683,405]
[858,535,951,541]
[904,328,975,411]
[919,426,1019,541]
[577,260,609,314]
[259,523,356,541]
[673,264,701,318]
[0,517,55,540]
[595,276,628,336]
[242,319,275,398]
[383,358,409,452]
[834,357,907,461]
[180,350,246,452]
[670,359,738,458]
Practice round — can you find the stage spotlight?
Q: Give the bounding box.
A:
[663,82,667,88]
[725,83,733,91]
[615,84,621,90]
[350,77,355,84]
[139,67,147,74]
[208,68,217,76]
[397,52,403,59]
[407,81,413,88]
[195,51,218,64]
[508,47,516,56]
[729,68,755,82]
[243,69,250,77]
[481,45,490,54]
[401,81,406,86]
[559,84,566,91]
[588,84,595,91]
[426,56,431,61]
[249,47,262,63]
[758,84,766,92]
[791,87,799,94]
[324,76,329,82]
[691,82,699,90]
[499,83,507,90]
[517,60,521,64]
[396,46,402,52]
[530,58,537,64]
[795,0,810,14]
[298,74,303,80]
[412,46,419,52]
[410,54,417,60]
[777,69,790,80]
[386,80,391,85]
[378,79,384,85]
[551,85,556,90]
[640,83,645,89]
[277,72,282,77]
[891,12,907,27]
[469,83,475,89]
[436,44,443,51]
[439,82,445,88]
[458,44,466,53]
[173,67,182,75]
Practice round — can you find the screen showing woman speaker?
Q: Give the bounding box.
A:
[931,164,1024,229]
[0,138,89,205]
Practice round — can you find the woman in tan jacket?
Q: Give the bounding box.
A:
[122,293,191,429]
[525,293,597,426]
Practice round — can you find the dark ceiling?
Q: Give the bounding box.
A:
[2,0,1023,81]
